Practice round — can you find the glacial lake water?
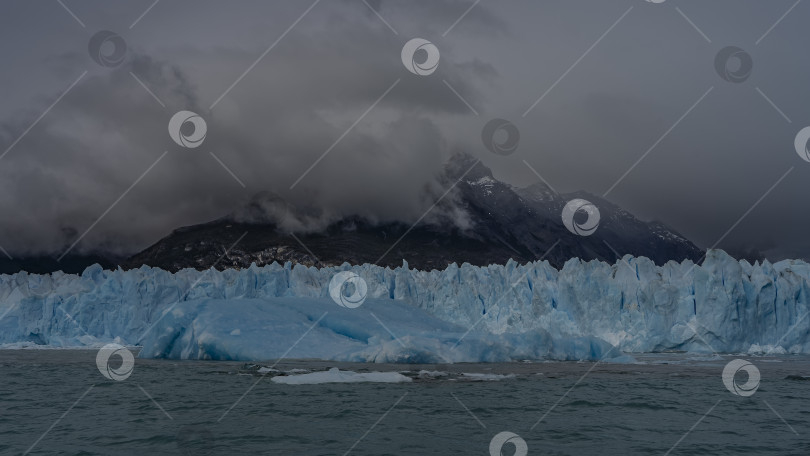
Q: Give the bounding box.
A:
[1,350,808,455]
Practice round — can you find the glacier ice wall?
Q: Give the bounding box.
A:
[0,249,808,362]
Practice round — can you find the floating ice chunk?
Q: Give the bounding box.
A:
[417,370,449,379]
[271,367,412,384]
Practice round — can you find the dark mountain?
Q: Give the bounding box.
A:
[122,154,703,272]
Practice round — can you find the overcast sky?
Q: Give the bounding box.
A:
[0,0,808,260]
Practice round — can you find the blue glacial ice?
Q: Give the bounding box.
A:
[0,249,808,362]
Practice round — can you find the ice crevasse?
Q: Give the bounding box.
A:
[0,249,807,363]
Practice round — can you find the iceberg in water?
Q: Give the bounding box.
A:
[0,249,808,362]
[271,368,412,385]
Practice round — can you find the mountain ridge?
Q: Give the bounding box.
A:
[122,154,703,272]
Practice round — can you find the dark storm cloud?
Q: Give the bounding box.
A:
[0,0,809,260]
[0,0,498,256]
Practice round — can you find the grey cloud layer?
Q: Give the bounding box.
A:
[0,0,495,256]
[0,0,808,260]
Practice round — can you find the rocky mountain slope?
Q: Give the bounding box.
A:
[123,155,702,272]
